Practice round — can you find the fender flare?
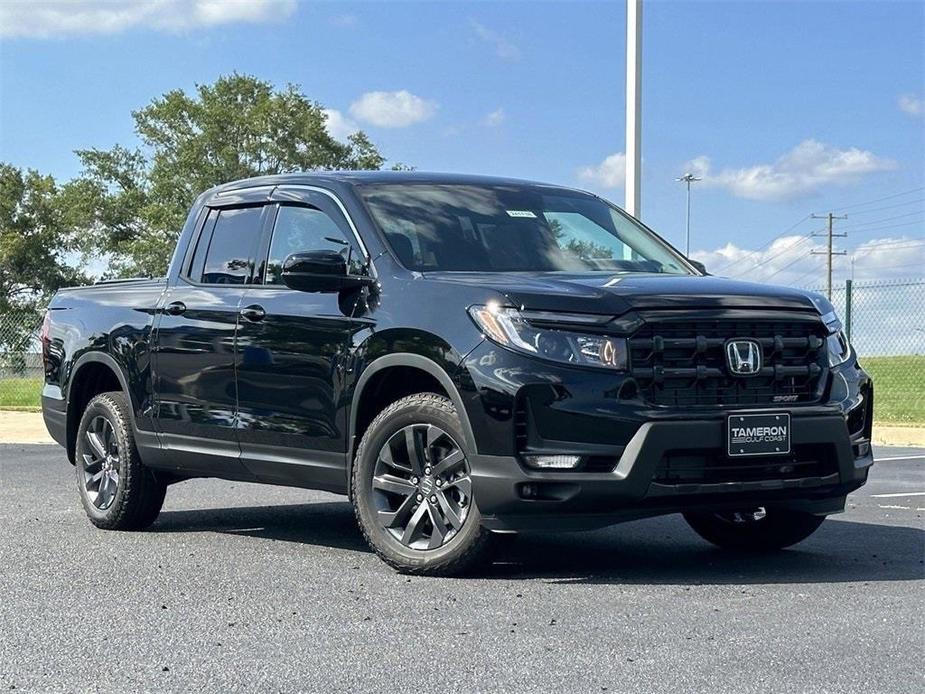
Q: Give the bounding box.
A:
[347,352,479,471]
[65,351,134,461]
[69,351,132,402]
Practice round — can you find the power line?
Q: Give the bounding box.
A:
[845,198,924,216]
[837,210,924,231]
[854,259,925,270]
[844,219,924,236]
[789,262,826,288]
[852,239,925,252]
[760,252,814,282]
[726,231,821,278]
[829,185,925,213]
[721,188,922,275]
[711,215,812,275]
[810,212,848,299]
[867,238,925,248]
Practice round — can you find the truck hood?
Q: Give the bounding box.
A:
[423,271,831,317]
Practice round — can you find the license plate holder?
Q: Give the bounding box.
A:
[727,412,791,457]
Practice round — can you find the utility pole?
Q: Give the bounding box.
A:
[676,173,701,256]
[625,0,642,218]
[810,212,848,299]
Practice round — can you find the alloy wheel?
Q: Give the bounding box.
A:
[372,423,472,551]
[80,415,121,510]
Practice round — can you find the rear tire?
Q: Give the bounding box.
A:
[352,393,494,576]
[75,392,167,530]
[684,508,825,550]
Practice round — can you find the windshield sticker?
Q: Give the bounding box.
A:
[505,210,537,218]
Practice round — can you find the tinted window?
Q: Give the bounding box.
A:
[265,205,360,285]
[200,207,262,284]
[360,184,692,275]
[186,209,218,281]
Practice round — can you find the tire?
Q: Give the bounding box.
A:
[352,393,494,576]
[75,391,167,530]
[683,508,825,551]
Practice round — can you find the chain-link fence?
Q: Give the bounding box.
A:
[0,311,44,410]
[808,278,925,426]
[1,280,923,422]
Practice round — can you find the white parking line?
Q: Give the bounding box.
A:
[871,491,925,498]
[879,504,911,510]
[874,455,925,462]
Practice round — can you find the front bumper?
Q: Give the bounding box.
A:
[470,413,872,530]
[458,340,874,532]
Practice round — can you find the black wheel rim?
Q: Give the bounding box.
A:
[372,423,472,551]
[80,415,121,511]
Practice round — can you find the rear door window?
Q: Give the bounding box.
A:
[197,207,263,284]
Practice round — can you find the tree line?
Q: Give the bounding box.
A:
[0,74,396,324]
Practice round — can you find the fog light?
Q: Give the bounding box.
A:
[523,454,581,469]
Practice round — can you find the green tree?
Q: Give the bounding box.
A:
[0,164,84,314]
[0,164,84,364]
[71,74,389,277]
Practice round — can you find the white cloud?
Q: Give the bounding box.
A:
[693,235,925,356]
[693,235,823,284]
[0,0,296,38]
[684,140,896,202]
[693,235,924,286]
[470,19,521,60]
[577,152,627,189]
[482,108,505,127]
[322,109,359,142]
[898,94,924,117]
[349,90,437,128]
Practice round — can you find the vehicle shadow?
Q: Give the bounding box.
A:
[153,501,371,554]
[153,501,925,585]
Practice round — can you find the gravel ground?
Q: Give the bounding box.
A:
[0,444,922,693]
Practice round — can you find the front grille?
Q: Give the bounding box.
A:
[654,444,836,485]
[628,318,828,407]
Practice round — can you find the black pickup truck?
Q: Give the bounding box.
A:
[41,172,874,575]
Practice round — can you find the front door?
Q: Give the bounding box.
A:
[154,203,269,477]
[235,191,372,492]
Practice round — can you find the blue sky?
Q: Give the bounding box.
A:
[1,0,922,287]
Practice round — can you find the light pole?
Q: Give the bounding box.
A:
[625,0,642,218]
[676,173,701,256]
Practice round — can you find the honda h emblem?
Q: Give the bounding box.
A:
[726,339,762,376]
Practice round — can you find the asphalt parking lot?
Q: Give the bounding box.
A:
[1,444,922,693]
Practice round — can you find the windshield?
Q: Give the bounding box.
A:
[359,183,693,275]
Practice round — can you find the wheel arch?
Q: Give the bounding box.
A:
[65,352,131,464]
[347,353,478,490]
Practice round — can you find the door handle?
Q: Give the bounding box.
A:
[240,305,266,322]
[164,301,186,316]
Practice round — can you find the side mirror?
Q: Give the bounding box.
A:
[690,260,708,275]
[281,250,373,293]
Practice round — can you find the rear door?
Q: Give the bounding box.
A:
[235,188,373,491]
[153,198,270,477]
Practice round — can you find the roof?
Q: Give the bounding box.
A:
[208,170,578,195]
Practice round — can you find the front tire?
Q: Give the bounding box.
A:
[683,508,825,550]
[75,392,167,530]
[352,393,494,576]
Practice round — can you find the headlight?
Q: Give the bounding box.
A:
[468,304,627,370]
[827,329,850,367]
